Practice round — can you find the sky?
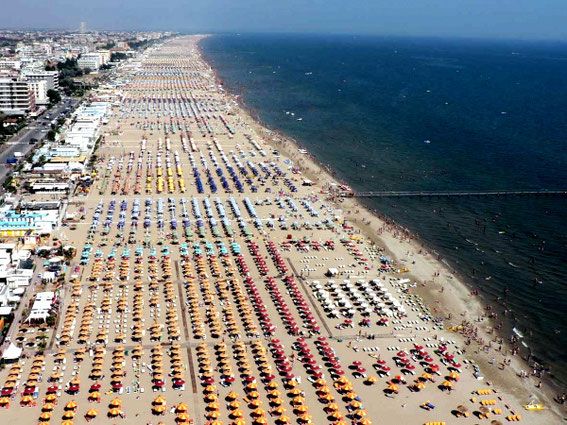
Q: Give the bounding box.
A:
[2,0,567,40]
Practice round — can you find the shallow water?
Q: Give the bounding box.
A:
[201,33,567,386]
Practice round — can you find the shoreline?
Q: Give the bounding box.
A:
[197,35,564,419]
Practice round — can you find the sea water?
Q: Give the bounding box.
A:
[201,33,567,387]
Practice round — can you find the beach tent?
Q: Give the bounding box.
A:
[42,271,56,283]
[0,306,13,316]
[2,343,22,361]
[26,309,50,322]
[326,268,339,277]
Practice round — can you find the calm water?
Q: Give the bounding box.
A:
[200,34,567,387]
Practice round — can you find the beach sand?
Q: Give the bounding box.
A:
[0,35,561,425]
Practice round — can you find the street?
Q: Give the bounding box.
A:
[0,97,82,182]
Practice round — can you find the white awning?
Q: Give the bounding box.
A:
[2,343,22,360]
[0,306,13,315]
[26,310,49,322]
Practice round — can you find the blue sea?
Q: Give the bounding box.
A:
[200,34,567,387]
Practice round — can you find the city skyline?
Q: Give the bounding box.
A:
[1,0,567,41]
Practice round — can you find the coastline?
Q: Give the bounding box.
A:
[197,35,564,420]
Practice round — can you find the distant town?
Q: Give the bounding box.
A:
[0,27,173,327]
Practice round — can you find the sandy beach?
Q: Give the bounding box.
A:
[0,34,561,425]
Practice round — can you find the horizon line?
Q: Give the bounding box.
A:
[0,27,566,44]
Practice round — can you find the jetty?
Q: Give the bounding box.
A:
[351,189,567,198]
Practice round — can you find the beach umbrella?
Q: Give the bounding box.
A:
[327,403,339,411]
[252,408,265,417]
[330,411,344,420]
[273,406,287,415]
[205,394,218,402]
[177,413,190,422]
[292,396,305,405]
[154,395,166,405]
[153,405,166,414]
[39,412,52,420]
[249,399,262,408]
[415,382,426,390]
[43,402,55,411]
[231,409,244,418]
[176,402,188,413]
[86,408,98,417]
[62,411,75,419]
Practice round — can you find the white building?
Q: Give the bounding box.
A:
[27,80,48,105]
[98,50,111,64]
[26,291,55,322]
[77,53,101,70]
[22,70,59,91]
[0,59,21,70]
[0,78,36,115]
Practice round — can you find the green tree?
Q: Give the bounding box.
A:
[47,89,61,104]
[36,155,47,167]
[47,130,56,141]
[111,52,127,61]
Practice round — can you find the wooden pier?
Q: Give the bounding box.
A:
[351,189,567,198]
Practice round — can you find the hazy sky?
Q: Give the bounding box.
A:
[2,0,567,40]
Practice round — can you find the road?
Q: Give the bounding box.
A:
[0,97,82,182]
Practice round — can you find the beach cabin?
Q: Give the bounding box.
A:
[326,267,339,277]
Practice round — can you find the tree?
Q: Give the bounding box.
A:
[83,67,92,75]
[47,89,61,104]
[36,155,47,167]
[47,130,56,141]
[111,52,127,62]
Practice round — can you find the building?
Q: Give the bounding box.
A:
[0,208,58,237]
[77,52,101,70]
[28,181,70,194]
[22,70,59,91]
[0,59,21,71]
[0,78,36,115]
[27,79,48,105]
[98,50,111,65]
[25,291,55,322]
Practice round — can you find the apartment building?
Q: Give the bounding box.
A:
[0,77,36,115]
